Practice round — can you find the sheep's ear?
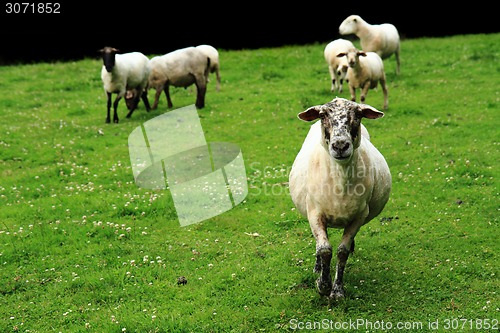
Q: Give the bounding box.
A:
[298,106,321,122]
[358,51,367,57]
[336,52,346,58]
[359,104,384,119]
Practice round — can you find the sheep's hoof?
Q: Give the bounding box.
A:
[316,277,332,297]
[330,284,345,300]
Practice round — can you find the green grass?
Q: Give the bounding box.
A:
[1,33,499,332]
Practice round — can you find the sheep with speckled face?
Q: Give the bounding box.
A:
[339,15,400,75]
[288,97,391,301]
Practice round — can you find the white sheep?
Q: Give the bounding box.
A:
[339,14,400,75]
[324,38,355,93]
[148,46,210,110]
[337,48,389,110]
[196,44,221,92]
[99,46,151,123]
[288,97,392,300]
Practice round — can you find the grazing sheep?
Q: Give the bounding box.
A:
[148,46,210,110]
[324,38,355,93]
[339,14,400,75]
[99,46,151,123]
[337,48,388,110]
[196,44,221,92]
[288,97,392,300]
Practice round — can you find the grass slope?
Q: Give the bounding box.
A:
[0,33,498,332]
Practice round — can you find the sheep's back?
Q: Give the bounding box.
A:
[115,52,150,90]
[154,47,208,87]
[360,52,385,79]
[360,24,400,59]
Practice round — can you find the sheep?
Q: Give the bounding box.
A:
[324,38,355,93]
[99,46,151,123]
[339,14,400,75]
[196,44,221,92]
[288,97,392,300]
[337,48,389,110]
[148,46,210,110]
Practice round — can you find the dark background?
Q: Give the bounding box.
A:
[0,2,498,65]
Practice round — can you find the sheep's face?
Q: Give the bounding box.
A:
[297,98,384,163]
[124,89,138,111]
[100,47,118,73]
[338,49,366,69]
[338,15,360,35]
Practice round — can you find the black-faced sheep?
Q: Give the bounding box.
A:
[324,38,355,93]
[337,48,389,110]
[339,14,400,75]
[99,46,151,123]
[289,97,392,300]
[148,46,210,110]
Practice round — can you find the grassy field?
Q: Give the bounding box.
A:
[0,33,498,332]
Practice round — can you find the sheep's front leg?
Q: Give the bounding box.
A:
[112,95,122,123]
[349,85,357,103]
[380,78,388,110]
[105,92,112,123]
[152,88,162,110]
[331,217,365,300]
[308,209,332,296]
[360,82,371,104]
[141,90,151,112]
[328,66,336,92]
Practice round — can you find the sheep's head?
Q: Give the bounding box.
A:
[297,98,383,162]
[337,49,366,69]
[99,46,119,72]
[338,14,362,35]
[124,89,138,111]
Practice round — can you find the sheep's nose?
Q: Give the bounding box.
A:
[332,141,351,157]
